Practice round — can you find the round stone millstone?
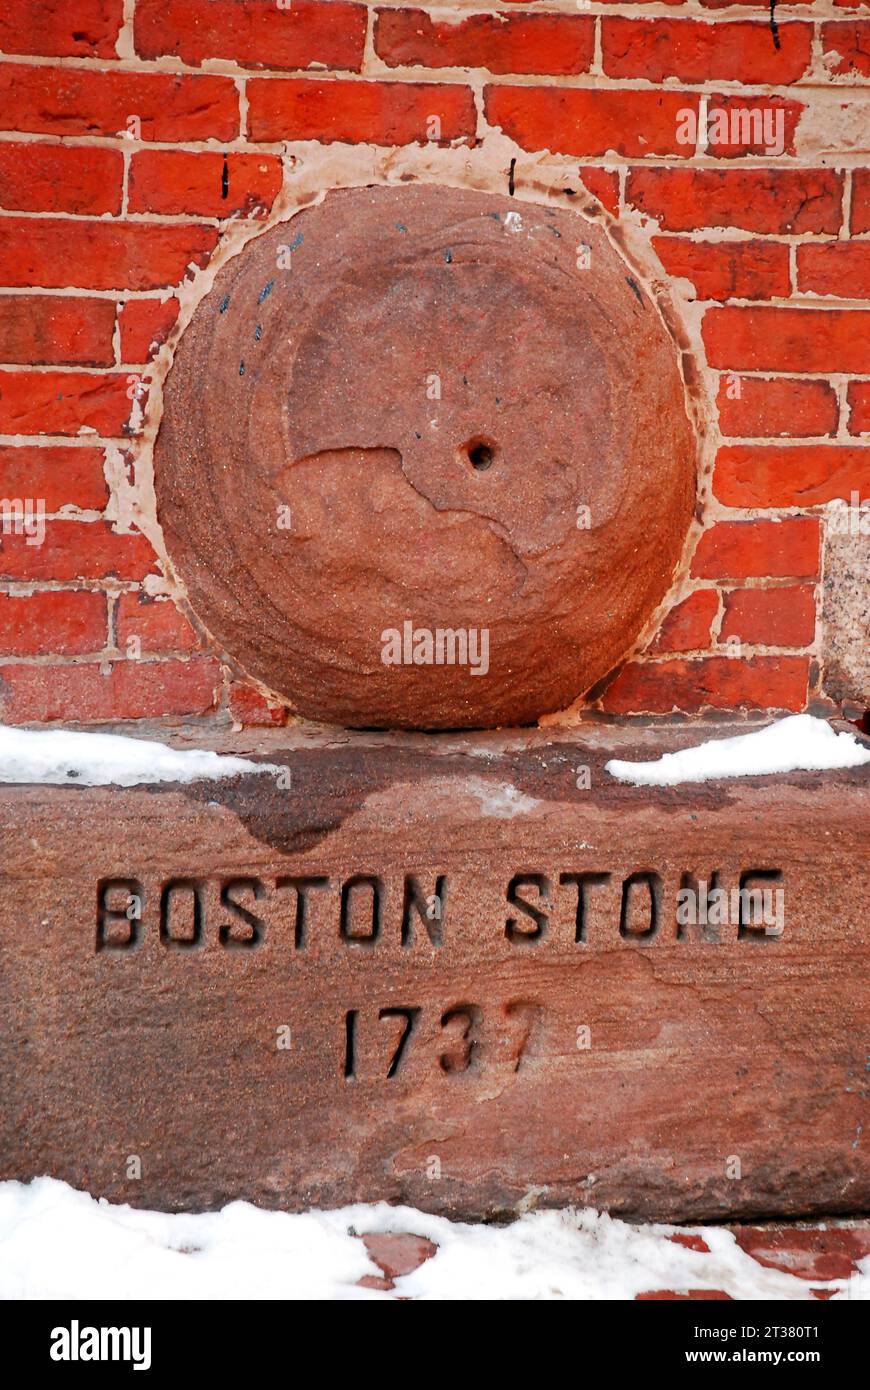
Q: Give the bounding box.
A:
[155,185,696,729]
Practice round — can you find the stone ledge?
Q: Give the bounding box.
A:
[0,722,867,1221]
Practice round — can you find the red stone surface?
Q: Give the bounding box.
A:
[714,445,870,508]
[627,170,843,236]
[0,445,109,510]
[0,655,222,723]
[0,64,239,141]
[0,144,122,216]
[115,592,200,654]
[669,1232,711,1253]
[0,296,115,367]
[637,1289,733,1300]
[721,588,816,649]
[847,382,870,434]
[117,298,180,365]
[375,10,595,76]
[0,724,866,1220]
[0,218,218,292]
[227,681,288,729]
[716,378,838,439]
[691,520,820,581]
[732,1225,870,1281]
[359,1232,437,1290]
[601,19,813,85]
[155,184,695,729]
[135,0,367,72]
[486,86,695,160]
[653,237,790,302]
[128,151,282,219]
[601,654,809,715]
[703,307,870,374]
[651,591,718,654]
[0,0,122,58]
[246,79,476,145]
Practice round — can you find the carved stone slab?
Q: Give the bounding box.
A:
[0,725,867,1221]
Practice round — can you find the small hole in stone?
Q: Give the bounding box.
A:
[462,437,497,472]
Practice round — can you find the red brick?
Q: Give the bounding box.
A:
[691,519,820,580]
[715,444,870,507]
[601,655,808,714]
[0,655,221,723]
[248,78,476,145]
[0,219,218,291]
[0,0,122,58]
[601,19,812,84]
[822,21,870,77]
[117,299,179,365]
[637,1290,733,1300]
[702,0,807,7]
[0,521,156,582]
[847,381,870,433]
[579,169,620,217]
[0,64,239,142]
[797,243,870,299]
[360,1232,437,1284]
[653,237,789,302]
[721,586,816,648]
[0,590,106,656]
[0,144,122,215]
[702,96,801,160]
[0,371,137,437]
[853,170,870,234]
[228,680,288,728]
[716,378,838,439]
[703,307,870,373]
[0,446,109,511]
[669,1233,712,1254]
[375,10,594,76]
[116,591,199,654]
[651,589,718,653]
[733,1226,870,1282]
[129,151,282,219]
[135,0,366,72]
[626,168,843,234]
[485,86,695,159]
[0,297,115,367]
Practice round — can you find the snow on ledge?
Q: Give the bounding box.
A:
[606,715,870,788]
[0,725,281,787]
[0,1177,865,1301]
[464,776,540,818]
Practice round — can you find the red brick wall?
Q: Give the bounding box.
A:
[0,0,867,727]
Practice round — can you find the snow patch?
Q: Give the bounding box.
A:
[606,715,870,788]
[464,775,540,818]
[0,725,280,787]
[0,1178,865,1301]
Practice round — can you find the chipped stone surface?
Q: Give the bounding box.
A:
[154,183,696,729]
[821,519,870,711]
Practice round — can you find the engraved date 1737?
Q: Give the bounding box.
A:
[342,1001,542,1081]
